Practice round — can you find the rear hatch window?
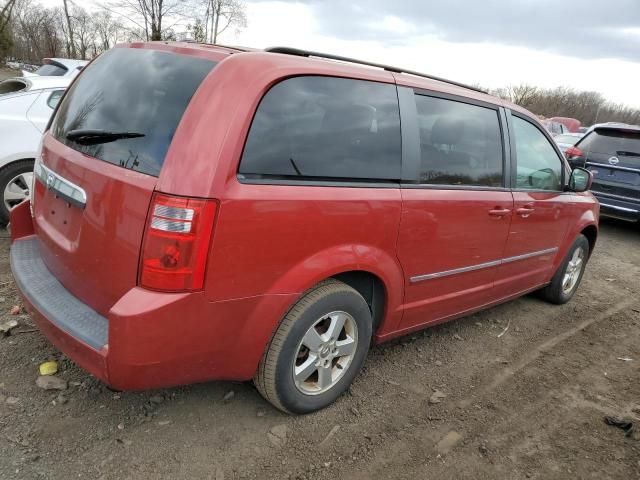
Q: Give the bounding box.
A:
[35,63,68,76]
[50,48,216,177]
[579,129,640,168]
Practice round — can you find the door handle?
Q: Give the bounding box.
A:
[488,208,511,217]
[516,205,535,218]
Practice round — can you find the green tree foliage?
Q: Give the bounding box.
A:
[190,18,206,43]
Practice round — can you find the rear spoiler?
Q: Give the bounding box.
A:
[593,125,640,135]
[42,58,70,73]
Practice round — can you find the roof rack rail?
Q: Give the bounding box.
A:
[265,46,487,94]
[175,40,250,53]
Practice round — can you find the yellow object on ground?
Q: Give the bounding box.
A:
[39,361,58,376]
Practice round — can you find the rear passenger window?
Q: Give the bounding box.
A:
[239,76,401,181]
[415,95,503,187]
[512,116,563,191]
[47,90,65,109]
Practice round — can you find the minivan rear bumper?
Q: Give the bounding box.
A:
[10,206,298,390]
[11,235,110,382]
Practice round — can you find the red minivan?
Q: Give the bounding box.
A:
[10,42,599,414]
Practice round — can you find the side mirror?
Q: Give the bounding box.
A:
[568,167,592,192]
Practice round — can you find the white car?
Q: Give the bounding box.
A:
[21,58,88,79]
[0,75,71,224]
[554,132,584,154]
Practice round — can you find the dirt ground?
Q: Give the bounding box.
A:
[0,218,638,480]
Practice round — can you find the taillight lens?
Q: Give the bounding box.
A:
[31,138,45,217]
[565,146,583,159]
[139,193,217,292]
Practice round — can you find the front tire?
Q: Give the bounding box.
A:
[254,279,372,414]
[540,234,590,304]
[0,160,34,226]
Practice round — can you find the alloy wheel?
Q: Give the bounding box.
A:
[562,246,585,294]
[3,172,33,212]
[292,311,358,395]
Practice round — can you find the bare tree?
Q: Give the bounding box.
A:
[93,10,122,51]
[203,0,245,43]
[10,2,63,61]
[107,0,188,41]
[0,0,18,61]
[0,0,18,34]
[492,84,640,126]
[494,84,539,109]
[62,0,76,57]
[72,6,94,59]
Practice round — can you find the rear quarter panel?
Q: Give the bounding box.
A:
[159,52,406,336]
[205,182,405,335]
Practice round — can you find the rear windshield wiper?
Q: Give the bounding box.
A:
[617,151,640,157]
[66,129,145,145]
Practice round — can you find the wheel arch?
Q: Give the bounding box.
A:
[554,205,598,272]
[265,244,405,337]
[580,223,598,258]
[0,156,36,170]
[0,158,36,225]
[331,270,387,334]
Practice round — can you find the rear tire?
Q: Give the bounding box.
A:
[254,279,372,414]
[0,160,34,226]
[539,235,590,304]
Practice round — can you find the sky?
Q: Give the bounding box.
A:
[41,0,640,107]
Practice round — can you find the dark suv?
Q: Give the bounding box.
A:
[566,123,640,222]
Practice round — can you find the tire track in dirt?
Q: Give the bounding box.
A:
[343,303,640,480]
[458,296,639,408]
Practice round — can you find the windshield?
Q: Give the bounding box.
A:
[50,48,216,177]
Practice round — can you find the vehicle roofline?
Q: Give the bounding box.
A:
[112,41,552,127]
[588,123,640,133]
[119,41,515,110]
[265,46,487,94]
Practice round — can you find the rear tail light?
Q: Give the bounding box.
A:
[30,138,45,217]
[139,192,217,292]
[564,146,583,159]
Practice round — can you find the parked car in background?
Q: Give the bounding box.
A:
[0,75,70,224]
[10,43,598,414]
[21,58,88,79]
[542,119,569,136]
[554,132,584,153]
[566,123,640,222]
[550,117,581,133]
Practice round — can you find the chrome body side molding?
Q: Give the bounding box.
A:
[410,247,559,284]
[499,247,559,264]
